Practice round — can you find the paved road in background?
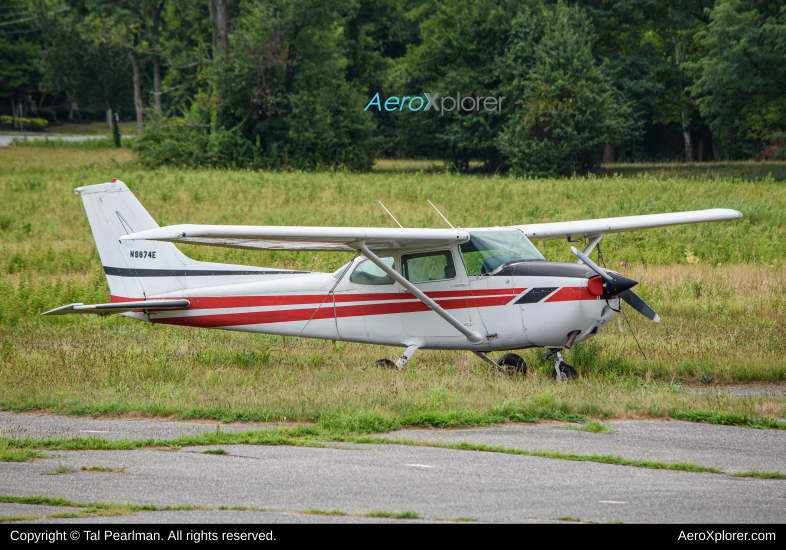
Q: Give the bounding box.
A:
[1,414,784,523]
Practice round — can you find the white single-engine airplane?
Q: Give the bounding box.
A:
[45,180,742,380]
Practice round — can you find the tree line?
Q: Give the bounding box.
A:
[1,0,784,174]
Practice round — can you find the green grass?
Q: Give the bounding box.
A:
[0,149,785,432]
[0,427,727,476]
[564,421,618,434]
[41,121,139,136]
[556,516,584,522]
[0,495,202,518]
[49,463,74,474]
[367,510,420,519]
[0,515,41,522]
[0,494,425,522]
[302,508,347,516]
[201,448,229,455]
[602,161,786,182]
[80,465,127,472]
[0,440,48,462]
[728,470,786,480]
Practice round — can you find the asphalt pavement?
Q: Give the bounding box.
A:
[0,414,784,523]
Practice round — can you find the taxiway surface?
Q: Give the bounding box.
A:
[1,414,784,523]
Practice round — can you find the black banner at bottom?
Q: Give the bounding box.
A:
[1,524,783,545]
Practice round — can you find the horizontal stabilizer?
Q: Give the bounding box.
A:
[42,299,191,316]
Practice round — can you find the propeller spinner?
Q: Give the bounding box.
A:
[570,247,660,323]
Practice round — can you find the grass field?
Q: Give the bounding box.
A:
[0,147,784,430]
[1,121,138,137]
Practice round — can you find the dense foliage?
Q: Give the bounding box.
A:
[2,0,784,172]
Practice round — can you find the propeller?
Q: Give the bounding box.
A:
[570,246,660,323]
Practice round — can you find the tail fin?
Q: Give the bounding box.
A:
[77,180,190,300]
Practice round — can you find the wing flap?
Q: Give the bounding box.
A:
[120,225,470,251]
[43,300,191,316]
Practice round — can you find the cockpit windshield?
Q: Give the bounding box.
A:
[460,229,545,275]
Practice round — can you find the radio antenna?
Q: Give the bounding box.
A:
[378,201,403,228]
[428,200,455,229]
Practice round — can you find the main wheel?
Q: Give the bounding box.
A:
[552,361,578,381]
[497,353,527,376]
[373,358,397,369]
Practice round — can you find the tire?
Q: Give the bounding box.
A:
[373,358,397,369]
[551,361,578,381]
[497,353,527,376]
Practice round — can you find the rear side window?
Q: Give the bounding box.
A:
[349,257,395,285]
[401,250,456,283]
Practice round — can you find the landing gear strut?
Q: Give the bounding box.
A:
[544,349,578,382]
[474,351,527,376]
[373,339,425,370]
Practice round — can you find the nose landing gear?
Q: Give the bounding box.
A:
[544,349,578,382]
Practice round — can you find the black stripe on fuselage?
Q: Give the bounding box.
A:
[515,287,559,304]
[104,267,309,277]
[493,261,597,279]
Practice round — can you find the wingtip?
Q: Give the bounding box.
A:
[653,314,661,323]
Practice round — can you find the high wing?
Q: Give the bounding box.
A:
[120,209,742,251]
[513,209,742,241]
[120,225,469,251]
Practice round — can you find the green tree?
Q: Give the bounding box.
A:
[135,0,378,170]
[39,15,132,146]
[0,40,40,119]
[685,0,786,156]
[498,2,630,176]
[394,0,526,170]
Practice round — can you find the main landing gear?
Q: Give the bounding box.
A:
[544,349,578,382]
[473,351,527,376]
[374,339,425,370]
[496,353,527,376]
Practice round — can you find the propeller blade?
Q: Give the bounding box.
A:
[619,290,660,323]
[570,247,613,283]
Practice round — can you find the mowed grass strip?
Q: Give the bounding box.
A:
[0,427,728,476]
[1,440,48,462]
[727,470,786,480]
[1,149,785,430]
[0,495,202,518]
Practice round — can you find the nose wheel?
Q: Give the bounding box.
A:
[553,360,578,381]
[544,349,578,381]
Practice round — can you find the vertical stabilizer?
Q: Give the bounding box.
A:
[76,180,189,299]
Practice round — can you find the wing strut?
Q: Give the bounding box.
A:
[574,234,605,265]
[353,242,484,344]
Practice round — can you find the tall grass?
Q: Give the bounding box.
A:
[0,149,784,424]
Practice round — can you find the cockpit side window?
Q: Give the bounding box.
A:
[349,256,396,285]
[401,250,456,283]
[460,229,545,275]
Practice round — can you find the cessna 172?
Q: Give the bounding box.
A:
[44,180,742,381]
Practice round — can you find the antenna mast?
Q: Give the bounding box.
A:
[378,201,403,228]
[428,200,455,229]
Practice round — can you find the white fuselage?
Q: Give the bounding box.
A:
[129,245,619,351]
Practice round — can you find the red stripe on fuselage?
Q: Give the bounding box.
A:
[114,286,591,329]
[110,287,527,310]
[152,294,520,328]
[543,286,595,302]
